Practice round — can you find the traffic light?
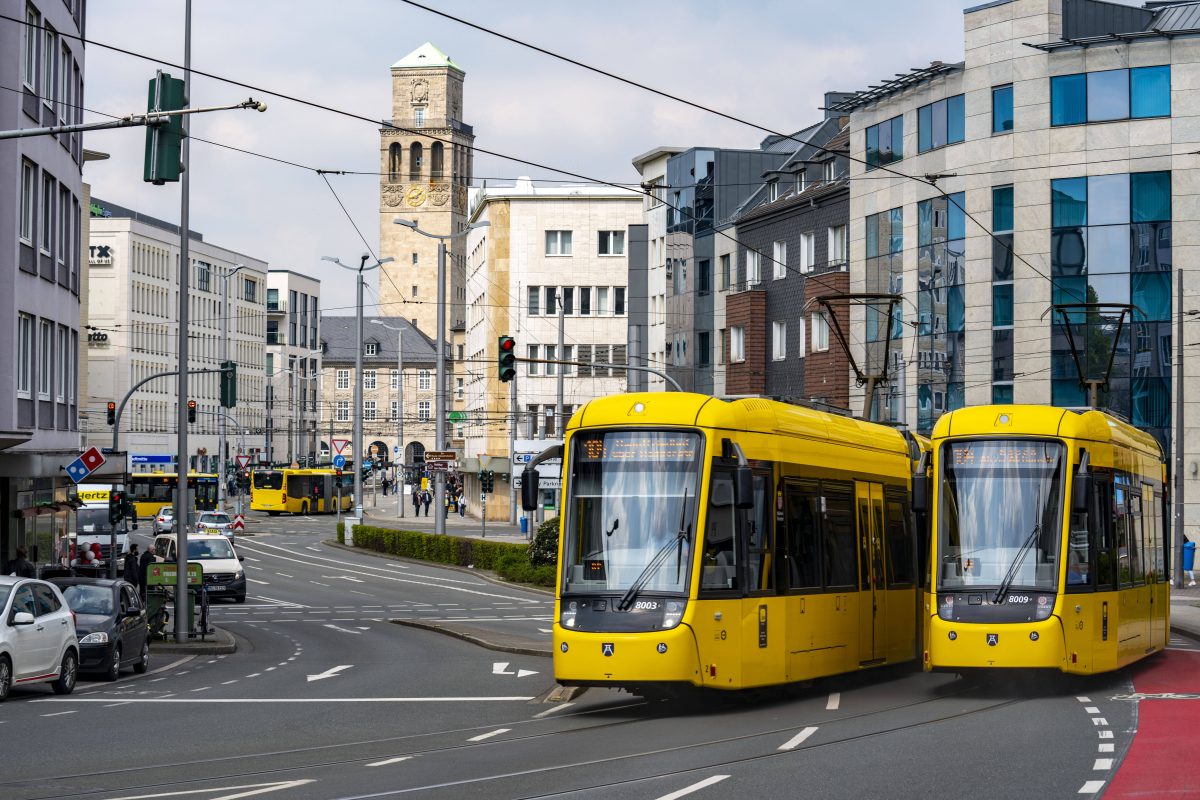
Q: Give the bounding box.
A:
[480,470,494,494]
[143,70,187,185]
[123,497,139,531]
[106,401,116,426]
[497,336,516,383]
[108,490,125,526]
[187,399,197,423]
[220,360,237,408]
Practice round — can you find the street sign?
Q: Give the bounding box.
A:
[393,446,400,454]
[235,455,251,470]
[65,446,107,484]
[513,453,562,467]
[146,562,203,586]
[514,476,562,490]
[231,514,245,532]
[130,454,172,464]
[331,438,351,455]
[426,460,455,472]
[332,454,346,468]
[425,450,456,461]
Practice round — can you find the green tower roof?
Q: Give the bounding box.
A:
[391,42,463,73]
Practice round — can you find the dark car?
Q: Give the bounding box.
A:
[49,578,149,681]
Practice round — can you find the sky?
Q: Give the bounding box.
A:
[81,0,969,314]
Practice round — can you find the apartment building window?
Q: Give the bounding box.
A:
[417,401,431,421]
[38,320,52,399]
[730,326,745,363]
[59,46,71,124]
[545,230,572,256]
[768,181,779,201]
[580,287,592,315]
[418,370,431,390]
[917,94,965,152]
[363,370,376,390]
[992,84,1014,133]
[698,260,711,295]
[22,6,36,90]
[801,233,816,274]
[615,287,626,316]
[697,331,711,367]
[865,114,903,170]
[828,225,848,267]
[1051,66,1170,126]
[596,286,609,315]
[41,173,54,255]
[41,24,55,110]
[20,161,35,244]
[528,286,540,315]
[544,286,557,315]
[364,342,377,356]
[772,321,787,360]
[336,401,349,422]
[310,297,318,344]
[773,241,788,279]
[242,277,256,302]
[414,106,425,127]
[598,231,625,255]
[455,377,464,399]
[812,312,830,352]
[747,250,761,286]
[363,401,376,421]
[336,369,349,390]
[57,187,69,274]
[17,313,33,397]
[56,325,68,402]
[561,287,574,315]
[390,370,400,390]
[390,400,399,421]
[267,288,279,311]
[796,170,807,193]
[196,261,211,292]
[545,345,557,376]
[527,345,539,376]
[545,407,556,437]
[719,254,731,290]
[562,345,574,375]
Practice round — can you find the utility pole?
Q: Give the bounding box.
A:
[556,290,565,515]
[218,264,245,511]
[509,373,517,527]
[173,0,193,644]
[1175,269,1185,587]
[371,319,405,519]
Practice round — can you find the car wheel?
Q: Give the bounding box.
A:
[234,593,246,604]
[51,650,78,695]
[105,645,122,682]
[0,655,11,702]
[133,640,150,674]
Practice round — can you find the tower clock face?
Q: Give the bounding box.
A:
[406,186,427,206]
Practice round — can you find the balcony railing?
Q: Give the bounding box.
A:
[266,300,281,312]
[383,117,474,135]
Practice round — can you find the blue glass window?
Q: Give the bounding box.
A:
[865,213,879,258]
[918,104,932,153]
[866,115,903,170]
[993,329,1013,381]
[1131,66,1170,119]
[947,192,966,240]
[1051,73,1086,126]
[917,95,964,152]
[993,185,1014,232]
[892,116,904,161]
[993,384,1014,404]
[1132,378,1171,428]
[1052,177,1088,228]
[1133,272,1171,322]
[1087,69,1129,122]
[1053,277,1088,320]
[992,85,1014,133]
[866,125,879,169]
[947,286,965,333]
[1051,228,1087,276]
[1088,273,1130,306]
[918,199,933,246]
[993,234,1014,281]
[1053,379,1087,408]
[1131,171,1171,222]
[992,284,1013,326]
[888,207,903,254]
[1087,173,1129,226]
[947,94,965,143]
[1086,225,1129,274]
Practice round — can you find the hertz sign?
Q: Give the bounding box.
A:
[77,489,111,503]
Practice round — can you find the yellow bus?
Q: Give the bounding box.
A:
[521,392,927,694]
[250,468,353,515]
[924,405,1169,674]
[127,473,219,519]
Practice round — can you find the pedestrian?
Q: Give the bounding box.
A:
[139,544,156,598]
[421,489,432,517]
[381,475,391,496]
[123,544,140,584]
[411,487,421,515]
[9,546,35,578]
[458,490,466,518]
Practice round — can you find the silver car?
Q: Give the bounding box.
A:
[196,512,235,540]
[152,506,175,534]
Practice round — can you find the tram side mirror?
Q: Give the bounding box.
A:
[1072,471,1091,514]
[520,468,540,512]
[733,466,754,510]
[912,475,929,513]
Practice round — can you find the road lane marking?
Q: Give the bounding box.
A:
[1098,731,1113,739]
[275,573,293,578]
[248,579,270,585]
[350,591,376,598]
[1079,780,1106,794]
[1091,717,1109,726]
[34,697,536,703]
[826,693,840,710]
[245,673,261,678]
[242,556,261,562]
[102,779,315,800]
[190,687,211,692]
[532,703,575,718]
[778,726,819,751]
[1084,706,1100,714]
[1077,696,1092,703]
[41,711,77,717]
[655,775,730,800]
[307,665,353,682]
[467,728,511,742]
[310,581,330,587]
[222,680,239,685]
[104,702,131,708]
[323,623,362,635]
[367,757,412,767]
[1098,743,1114,753]
[1093,759,1113,770]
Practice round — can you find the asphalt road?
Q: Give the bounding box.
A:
[0,512,1190,800]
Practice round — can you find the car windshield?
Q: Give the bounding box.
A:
[938,440,1064,591]
[201,514,230,524]
[76,508,112,533]
[61,584,114,615]
[186,539,236,560]
[562,430,702,595]
[158,507,174,518]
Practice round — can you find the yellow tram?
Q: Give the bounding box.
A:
[520,392,927,692]
[924,405,1169,674]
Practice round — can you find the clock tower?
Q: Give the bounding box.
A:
[378,43,474,338]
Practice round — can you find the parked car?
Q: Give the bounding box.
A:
[49,578,149,681]
[196,512,235,540]
[154,533,246,603]
[0,576,79,701]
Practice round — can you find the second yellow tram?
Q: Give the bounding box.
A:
[924,405,1169,674]
[522,392,928,692]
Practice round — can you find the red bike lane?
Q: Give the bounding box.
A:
[1104,648,1200,799]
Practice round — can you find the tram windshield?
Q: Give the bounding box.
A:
[562,430,702,594]
[938,440,1064,591]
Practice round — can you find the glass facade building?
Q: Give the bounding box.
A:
[916,193,966,432]
[865,208,904,421]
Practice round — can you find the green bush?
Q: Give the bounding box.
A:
[347,525,557,588]
[527,517,560,566]
[336,522,345,544]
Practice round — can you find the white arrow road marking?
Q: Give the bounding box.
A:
[493,662,514,675]
[322,575,365,583]
[248,579,269,586]
[306,665,354,682]
[323,624,362,635]
[103,779,315,800]
[517,669,538,678]
[778,726,818,751]
[655,775,730,800]
[366,756,412,767]
[467,728,511,742]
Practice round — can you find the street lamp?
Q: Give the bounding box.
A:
[393,217,488,537]
[371,318,405,519]
[321,254,394,526]
[218,263,246,509]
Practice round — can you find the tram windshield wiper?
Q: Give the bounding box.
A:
[617,489,689,612]
[993,522,1040,605]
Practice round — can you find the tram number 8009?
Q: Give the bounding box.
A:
[1006,595,1032,604]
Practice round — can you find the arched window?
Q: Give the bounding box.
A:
[409,142,423,181]
[430,142,444,179]
[388,143,401,182]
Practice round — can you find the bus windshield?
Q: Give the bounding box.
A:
[76,508,113,533]
[562,430,702,595]
[253,471,283,490]
[938,440,1064,591]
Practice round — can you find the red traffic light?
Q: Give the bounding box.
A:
[499,337,515,353]
[187,400,197,410]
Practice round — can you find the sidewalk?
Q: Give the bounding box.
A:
[1170,580,1200,642]
[359,503,541,545]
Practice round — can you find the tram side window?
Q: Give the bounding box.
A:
[745,473,774,594]
[1150,491,1165,582]
[1129,493,1145,586]
[1066,468,1091,591]
[1113,482,1132,587]
[701,472,739,591]
[784,481,821,590]
[822,484,857,588]
[1091,477,1115,590]
[884,494,914,587]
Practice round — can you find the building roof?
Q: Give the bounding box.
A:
[90,196,204,241]
[825,62,964,113]
[1154,2,1200,30]
[736,177,849,226]
[468,177,641,220]
[319,316,436,365]
[1024,0,1200,51]
[391,42,463,73]
[631,146,687,172]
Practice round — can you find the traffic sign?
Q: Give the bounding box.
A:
[425,450,456,461]
[332,455,346,468]
[426,460,454,472]
[514,476,562,490]
[65,446,107,484]
[235,455,251,470]
[231,514,245,532]
[331,438,351,455]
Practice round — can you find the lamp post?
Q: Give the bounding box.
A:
[371,318,405,519]
[321,254,394,526]
[393,217,488,537]
[217,263,246,510]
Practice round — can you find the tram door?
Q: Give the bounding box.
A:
[856,482,887,664]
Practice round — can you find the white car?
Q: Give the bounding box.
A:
[0,576,80,701]
[153,533,247,603]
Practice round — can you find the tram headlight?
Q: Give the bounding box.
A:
[938,594,955,621]
[662,601,685,630]
[561,600,578,629]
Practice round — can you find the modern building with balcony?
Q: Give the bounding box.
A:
[265,270,321,465]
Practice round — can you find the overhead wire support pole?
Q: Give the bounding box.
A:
[0,98,267,141]
[174,0,193,645]
[1175,270,1185,587]
[806,293,902,421]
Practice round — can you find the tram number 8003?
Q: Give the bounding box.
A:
[633,601,659,611]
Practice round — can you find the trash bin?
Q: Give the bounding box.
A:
[1184,540,1196,572]
[520,517,528,534]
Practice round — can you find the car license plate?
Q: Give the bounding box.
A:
[205,585,225,592]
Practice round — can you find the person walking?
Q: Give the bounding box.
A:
[139,544,156,598]
[411,487,421,516]
[458,489,466,518]
[421,489,432,517]
[9,547,35,578]
[123,544,140,585]
[381,474,391,497]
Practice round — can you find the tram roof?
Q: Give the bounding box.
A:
[931,405,1162,459]
[571,393,913,457]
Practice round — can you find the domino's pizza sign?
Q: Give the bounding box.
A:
[65,446,107,484]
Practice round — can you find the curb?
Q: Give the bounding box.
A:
[150,625,238,655]
[390,619,551,658]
